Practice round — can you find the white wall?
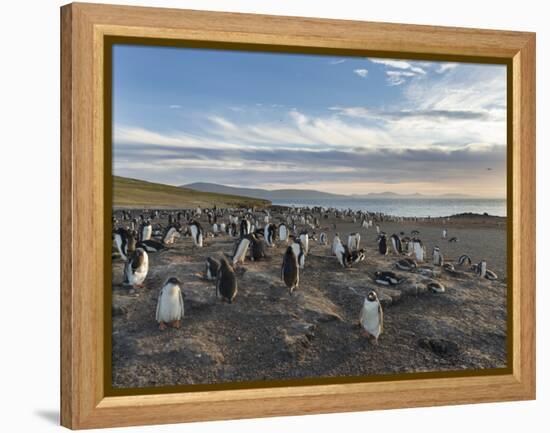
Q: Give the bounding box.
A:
[1,0,545,431]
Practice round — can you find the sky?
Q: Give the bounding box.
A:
[112,45,507,198]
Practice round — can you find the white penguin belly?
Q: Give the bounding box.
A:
[361,302,381,337]
[157,291,183,322]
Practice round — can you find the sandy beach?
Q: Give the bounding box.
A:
[111,208,508,389]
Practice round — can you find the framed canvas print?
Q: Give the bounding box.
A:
[60,2,536,429]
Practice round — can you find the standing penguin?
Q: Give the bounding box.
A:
[113,227,131,260]
[377,233,388,255]
[290,238,305,269]
[216,257,238,303]
[476,259,487,278]
[412,238,425,262]
[264,223,277,247]
[359,291,383,344]
[332,233,342,256]
[189,220,204,248]
[278,223,289,243]
[249,233,267,261]
[442,228,448,239]
[123,247,149,288]
[155,277,184,330]
[347,232,361,251]
[232,235,251,265]
[319,232,327,245]
[140,220,152,241]
[334,241,352,268]
[299,231,309,255]
[432,246,444,266]
[240,219,251,237]
[205,257,220,281]
[281,246,299,295]
[390,233,402,254]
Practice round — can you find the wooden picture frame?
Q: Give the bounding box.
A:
[60,2,536,429]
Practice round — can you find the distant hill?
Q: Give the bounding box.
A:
[182,182,348,201]
[113,176,271,209]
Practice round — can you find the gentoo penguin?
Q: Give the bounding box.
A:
[290,238,305,269]
[457,254,472,267]
[485,269,498,280]
[412,238,425,262]
[448,237,459,243]
[249,234,267,261]
[140,220,152,241]
[359,291,383,344]
[205,257,220,281]
[189,220,204,247]
[332,233,342,256]
[442,228,448,239]
[216,257,238,303]
[319,232,327,245]
[432,246,444,266]
[395,258,417,271]
[232,235,251,265]
[113,228,131,260]
[377,233,388,255]
[137,239,166,253]
[417,266,440,278]
[264,223,277,247]
[299,231,309,255]
[240,219,251,237]
[427,281,445,293]
[475,260,487,278]
[376,224,380,234]
[278,223,289,243]
[390,233,402,254]
[373,271,402,286]
[411,230,420,236]
[347,232,361,251]
[162,225,180,245]
[334,241,351,268]
[350,248,366,265]
[155,277,184,330]
[281,246,299,295]
[123,248,149,288]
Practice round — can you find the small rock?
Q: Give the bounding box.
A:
[112,305,128,317]
[418,338,459,357]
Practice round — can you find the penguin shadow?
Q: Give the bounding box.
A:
[34,409,59,425]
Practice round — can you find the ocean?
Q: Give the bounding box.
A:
[271,198,507,218]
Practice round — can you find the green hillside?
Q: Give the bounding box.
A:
[113,176,271,209]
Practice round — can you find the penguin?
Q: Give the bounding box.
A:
[140,220,152,241]
[427,281,445,294]
[249,234,267,261]
[373,271,402,286]
[442,263,457,275]
[123,248,149,288]
[377,233,388,255]
[264,223,277,247]
[432,246,444,266]
[359,291,383,344]
[290,238,305,269]
[232,236,251,265]
[113,227,131,260]
[155,277,184,330]
[281,246,299,295]
[216,257,238,303]
[390,233,402,254]
[376,224,380,234]
[162,225,180,245]
[448,237,459,243]
[240,219,251,237]
[136,239,166,253]
[475,260,487,278]
[350,248,366,265]
[332,233,342,256]
[347,232,361,251]
[278,223,289,243]
[319,232,327,245]
[442,228,448,239]
[189,220,204,247]
[411,230,420,236]
[417,266,440,278]
[334,241,351,268]
[395,258,417,271]
[458,254,472,267]
[205,257,220,281]
[485,269,498,280]
[299,231,309,255]
[412,238,425,262]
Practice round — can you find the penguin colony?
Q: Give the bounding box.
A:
[112,205,500,339]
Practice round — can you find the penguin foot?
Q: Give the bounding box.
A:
[159,322,167,331]
[172,320,181,329]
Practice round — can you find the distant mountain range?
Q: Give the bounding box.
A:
[182,182,475,201]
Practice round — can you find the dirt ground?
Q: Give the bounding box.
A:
[111,209,508,389]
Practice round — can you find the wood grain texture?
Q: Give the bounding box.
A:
[60,2,536,429]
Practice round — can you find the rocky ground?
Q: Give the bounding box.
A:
[111,211,508,389]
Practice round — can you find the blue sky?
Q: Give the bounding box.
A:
[113,45,507,197]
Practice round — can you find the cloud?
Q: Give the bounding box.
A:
[370,58,426,75]
[436,63,459,74]
[169,104,181,109]
[353,68,369,78]
[386,70,416,86]
[330,59,346,65]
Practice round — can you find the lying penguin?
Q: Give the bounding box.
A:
[155,277,184,330]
